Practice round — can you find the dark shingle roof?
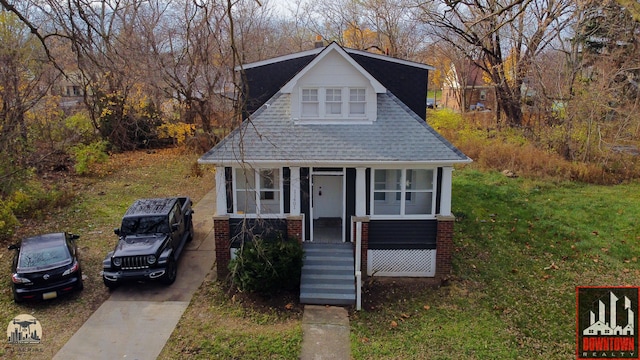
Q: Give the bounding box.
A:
[199,92,470,166]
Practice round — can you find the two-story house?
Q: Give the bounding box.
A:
[198,42,471,307]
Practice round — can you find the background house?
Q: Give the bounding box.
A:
[199,42,471,306]
[441,61,495,112]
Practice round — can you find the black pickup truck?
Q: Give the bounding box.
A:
[102,197,194,289]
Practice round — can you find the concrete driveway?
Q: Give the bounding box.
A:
[53,191,217,360]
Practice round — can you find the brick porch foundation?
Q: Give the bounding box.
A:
[351,216,369,275]
[435,215,455,277]
[287,215,304,244]
[213,216,230,278]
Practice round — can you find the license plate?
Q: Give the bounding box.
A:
[43,291,57,300]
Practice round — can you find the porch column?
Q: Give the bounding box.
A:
[290,166,301,216]
[355,167,366,216]
[436,215,455,277]
[354,168,368,276]
[215,166,227,216]
[440,166,453,216]
[287,215,304,244]
[214,215,230,278]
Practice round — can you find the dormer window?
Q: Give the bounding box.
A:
[349,88,366,115]
[299,87,368,121]
[301,89,319,117]
[326,88,342,115]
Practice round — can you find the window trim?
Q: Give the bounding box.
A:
[325,88,343,116]
[349,88,366,116]
[298,87,368,121]
[301,88,319,118]
[233,167,283,216]
[370,168,436,218]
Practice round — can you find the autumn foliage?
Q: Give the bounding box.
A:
[429,109,640,184]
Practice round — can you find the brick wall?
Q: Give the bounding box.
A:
[213,216,230,278]
[286,215,304,244]
[436,215,455,277]
[362,222,369,274]
[351,217,369,275]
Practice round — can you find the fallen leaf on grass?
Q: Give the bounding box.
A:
[361,337,369,343]
[423,305,431,310]
[390,321,398,328]
[544,262,559,270]
[401,313,410,319]
[285,303,294,310]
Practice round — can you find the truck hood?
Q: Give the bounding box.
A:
[113,234,167,257]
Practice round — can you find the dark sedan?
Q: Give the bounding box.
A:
[9,232,83,303]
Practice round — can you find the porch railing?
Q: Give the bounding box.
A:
[352,217,363,310]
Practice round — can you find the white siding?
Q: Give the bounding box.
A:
[289,51,377,122]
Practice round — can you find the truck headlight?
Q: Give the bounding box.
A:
[112,257,122,267]
[147,255,157,265]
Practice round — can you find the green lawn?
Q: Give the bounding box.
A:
[350,168,640,359]
[5,154,635,359]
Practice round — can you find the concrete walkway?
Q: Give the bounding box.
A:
[53,188,351,360]
[301,305,351,360]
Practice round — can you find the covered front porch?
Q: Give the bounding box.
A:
[210,164,457,309]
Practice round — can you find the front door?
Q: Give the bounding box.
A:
[311,173,344,242]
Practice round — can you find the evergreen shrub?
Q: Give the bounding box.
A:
[229,235,304,294]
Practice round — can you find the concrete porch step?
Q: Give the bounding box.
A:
[299,292,356,306]
[300,243,356,306]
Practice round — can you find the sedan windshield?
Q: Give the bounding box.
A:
[18,244,71,271]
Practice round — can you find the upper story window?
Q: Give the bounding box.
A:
[65,85,82,97]
[349,88,366,115]
[325,88,342,115]
[301,89,319,117]
[300,87,367,120]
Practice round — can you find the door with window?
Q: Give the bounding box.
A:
[311,173,343,242]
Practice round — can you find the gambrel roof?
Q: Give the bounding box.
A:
[199,43,470,167]
[239,42,434,118]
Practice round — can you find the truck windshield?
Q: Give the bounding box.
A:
[121,216,169,235]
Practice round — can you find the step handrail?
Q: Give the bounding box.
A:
[354,217,362,310]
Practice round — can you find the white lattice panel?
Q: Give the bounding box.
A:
[368,249,436,277]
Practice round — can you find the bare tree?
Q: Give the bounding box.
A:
[0,10,57,169]
[302,0,423,58]
[418,0,575,127]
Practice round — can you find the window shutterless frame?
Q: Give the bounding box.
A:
[370,168,436,218]
[233,167,283,216]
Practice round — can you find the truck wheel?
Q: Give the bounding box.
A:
[161,260,177,285]
[103,278,119,290]
[187,221,194,242]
